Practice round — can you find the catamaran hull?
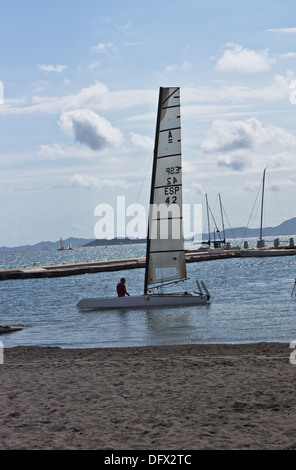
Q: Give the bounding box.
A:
[77,293,209,310]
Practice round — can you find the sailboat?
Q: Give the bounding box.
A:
[197,193,226,252]
[77,87,210,309]
[57,238,64,251]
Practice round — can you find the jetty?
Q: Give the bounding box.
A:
[0,251,238,281]
[0,245,295,281]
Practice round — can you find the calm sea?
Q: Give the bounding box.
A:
[0,239,295,349]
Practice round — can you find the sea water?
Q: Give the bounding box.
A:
[0,240,295,349]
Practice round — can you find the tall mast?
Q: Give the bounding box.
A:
[205,193,210,245]
[259,168,266,243]
[144,87,164,294]
[218,193,225,244]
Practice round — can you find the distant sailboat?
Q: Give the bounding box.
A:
[57,238,64,251]
[77,87,210,309]
[204,193,225,252]
[67,241,73,250]
[194,193,226,253]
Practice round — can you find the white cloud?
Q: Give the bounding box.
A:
[0,73,293,121]
[87,61,101,71]
[266,28,296,33]
[116,21,139,36]
[129,132,153,150]
[30,82,109,114]
[37,143,68,159]
[71,173,126,189]
[201,117,296,171]
[217,152,251,171]
[32,80,48,92]
[216,43,275,73]
[37,143,94,159]
[192,182,203,196]
[0,82,157,116]
[165,65,178,72]
[201,118,267,153]
[58,109,123,150]
[38,64,66,73]
[92,42,117,54]
[165,61,193,72]
[279,52,296,59]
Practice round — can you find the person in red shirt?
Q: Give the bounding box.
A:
[116,277,130,297]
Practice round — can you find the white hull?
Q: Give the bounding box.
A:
[77,292,209,310]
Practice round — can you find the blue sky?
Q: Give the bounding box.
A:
[1,0,296,246]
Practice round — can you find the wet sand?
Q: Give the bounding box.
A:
[1,342,296,450]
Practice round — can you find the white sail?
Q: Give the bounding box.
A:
[77,86,210,310]
[58,238,64,250]
[145,87,186,291]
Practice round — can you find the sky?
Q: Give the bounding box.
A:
[1,0,296,247]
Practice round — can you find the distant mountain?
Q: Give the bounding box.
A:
[82,238,146,247]
[0,217,295,252]
[0,237,94,252]
[216,217,296,241]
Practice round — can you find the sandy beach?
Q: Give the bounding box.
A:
[1,342,296,450]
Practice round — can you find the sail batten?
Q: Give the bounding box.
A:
[157,154,181,159]
[144,87,186,292]
[160,127,181,132]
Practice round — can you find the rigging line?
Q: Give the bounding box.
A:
[212,194,219,217]
[240,179,262,247]
[135,152,153,204]
[211,195,223,239]
[149,277,188,290]
[221,205,239,246]
[201,193,209,238]
[208,205,223,241]
[266,172,290,236]
[217,204,238,244]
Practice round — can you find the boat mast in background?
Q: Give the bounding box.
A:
[258,168,266,248]
[218,193,226,245]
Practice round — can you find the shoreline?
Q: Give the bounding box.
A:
[1,342,296,450]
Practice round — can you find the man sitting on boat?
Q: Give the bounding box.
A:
[116,277,130,297]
